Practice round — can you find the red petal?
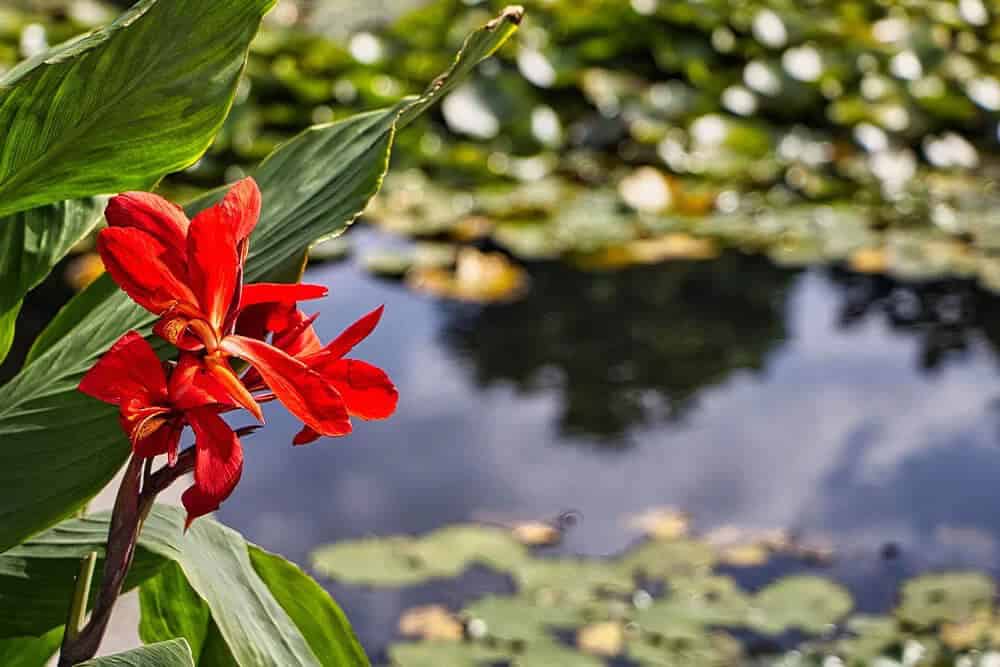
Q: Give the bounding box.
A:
[292,426,320,446]
[314,358,398,420]
[98,228,196,315]
[186,206,239,331]
[321,306,384,359]
[239,283,327,309]
[220,177,261,242]
[204,356,264,422]
[181,485,219,529]
[105,192,189,257]
[79,331,167,406]
[221,335,351,437]
[169,354,237,410]
[272,312,321,357]
[132,418,181,462]
[188,408,243,507]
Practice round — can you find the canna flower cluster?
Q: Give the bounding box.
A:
[79,178,398,526]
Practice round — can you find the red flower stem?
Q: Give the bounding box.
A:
[58,450,196,665]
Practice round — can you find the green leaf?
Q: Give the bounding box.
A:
[0,627,63,667]
[77,639,195,667]
[0,506,364,666]
[0,510,181,638]
[139,562,212,663]
[23,273,123,366]
[0,0,276,218]
[174,517,321,666]
[0,198,104,365]
[0,303,18,369]
[142,548,371,666]
[0,6,522,554]
[248,546,368,666]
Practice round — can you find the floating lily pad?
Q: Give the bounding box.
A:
[750,576,853,635]
[896,572,996,629]
[309,523,528,586]
[387,640,506,667]
[461,594,582,644]
[399,605,464,641]
[307,236,352,263]
[511,639,606,667]
[513,557,634,603]
[619,538,717,581]
[626,626,744,666]
[637,576,753,632]
[406,248,529,303]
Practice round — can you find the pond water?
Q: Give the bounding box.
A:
[211,227,1000,658]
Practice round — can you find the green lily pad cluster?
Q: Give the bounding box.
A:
[310,519,1000,665]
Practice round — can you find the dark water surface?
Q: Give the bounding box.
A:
[213,229,1000,657]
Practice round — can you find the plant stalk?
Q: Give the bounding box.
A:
[57,451,195,665]
[64,551,97,642]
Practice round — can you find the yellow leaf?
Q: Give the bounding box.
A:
[577,621,624,656]
[399,605,464,641]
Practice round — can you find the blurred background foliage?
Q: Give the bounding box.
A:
[4,0,1000,299]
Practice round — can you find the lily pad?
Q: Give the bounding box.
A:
[896,572,996,629]
[309,523,528,586]
[387,640,506,667]
[636,576,753,633]
[619,538,717,581]
[461,594,582,644]
[750,576,853,635]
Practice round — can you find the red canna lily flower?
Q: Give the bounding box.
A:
[89,179,398,526]
[99,178,354,441]
[79,332,245,526]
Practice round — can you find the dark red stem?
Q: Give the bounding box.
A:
[57,450,195,665]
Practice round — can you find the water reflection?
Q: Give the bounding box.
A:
[829,268,1000,372]
[203,233,1000,655]
[442,253,796,443]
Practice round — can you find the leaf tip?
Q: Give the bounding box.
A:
[491,5,525,28]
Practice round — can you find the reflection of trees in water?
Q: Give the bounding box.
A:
[442,254,797,444]
[827,269,1000,372]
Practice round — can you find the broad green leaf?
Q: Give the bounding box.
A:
[139,562,212,663]
[0,198,104,365]
[0,506,362,666]
[0,627,63,667]
[0,304,17,369]
[248,546,367,666]
[0,6,522,553]
[24,273,123,366]
[78,639,195,667]
[0,511,181,637]
[175,517,320,666]
[0,0,276,218]
[141,546,369,666]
